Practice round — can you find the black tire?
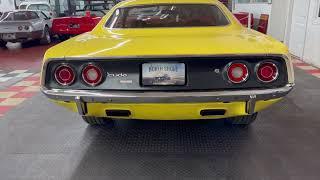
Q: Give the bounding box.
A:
[82,116,114,127]
[58,35,69,41]
[0,40,7,48]
[224,113,258,127]
[40,26,51,45]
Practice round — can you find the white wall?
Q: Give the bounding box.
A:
[0,0,16,13]
[268,0,292,42]
[303,0,320,67]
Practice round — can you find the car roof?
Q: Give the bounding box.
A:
[12,9,43,13]
[116,0,219,8]
[19,1,50,5]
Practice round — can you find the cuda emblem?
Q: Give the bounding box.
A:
[107,72,128,78]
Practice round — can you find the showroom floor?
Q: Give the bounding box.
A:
[0,43,320,180]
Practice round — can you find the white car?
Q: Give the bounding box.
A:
[19,2,56,18]
[0,10,52,47]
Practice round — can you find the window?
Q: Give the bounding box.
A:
[14,12,29,20]
[29,12,39,19]
[27,4,50,11]
[106,4,229,28]
[19,5,27,9]
[84,4,111,11]
[27,4,38,10]
[38,4,50,11]
[0,12,13,21]
[38,12,48,19]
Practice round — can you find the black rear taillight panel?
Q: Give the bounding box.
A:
[44,56,288,91]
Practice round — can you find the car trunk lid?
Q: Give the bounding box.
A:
[63,27,286,58]
[0,21,33,33]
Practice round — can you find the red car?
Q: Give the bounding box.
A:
[233,12,254,28]
[52,4,112,40]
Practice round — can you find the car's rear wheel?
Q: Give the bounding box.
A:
[224,113,258,127]
[40,26,51,45]
[0,40,7,48]
[82,116,114,127]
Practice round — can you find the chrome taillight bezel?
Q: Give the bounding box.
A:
[54,64,76,86]
[226,62,250,84]
[81,63,104,87]
[255,61,279,83]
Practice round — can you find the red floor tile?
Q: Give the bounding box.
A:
[0,98,5,103]
[32,81,41,86]
[293,62,308,66]
[306,69,320,74]
[0,106,13,114]
[295,64,310,67]
[12,92,36,98]
[5,86,27,92]
[24,76,40,81]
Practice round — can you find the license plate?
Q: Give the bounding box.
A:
[2,33,15,40]
[142,63,185,86]
[69,24,80,28]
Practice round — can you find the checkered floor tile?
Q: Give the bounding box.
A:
[0,69,34,83]
[0,58,318,118]
[292,58,320,79]
[0,73,40,118]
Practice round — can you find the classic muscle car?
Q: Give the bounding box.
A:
[52,3,113,40]
[0,10,52,47]
[41,0,295,127]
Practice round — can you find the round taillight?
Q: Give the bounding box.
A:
[18,26,23,31]
[54,65,75,86]
[227,63,249,84]
[82,64,103,86]
[24,25,29,30]
[256,62,278,83]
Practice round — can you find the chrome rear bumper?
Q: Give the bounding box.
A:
[41,83,294,116]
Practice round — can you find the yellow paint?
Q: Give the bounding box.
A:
[42,0,290,120]
[53,98,282,120]
[43,0,290,60]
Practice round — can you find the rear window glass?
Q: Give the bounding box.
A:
[14,12,30,20]
[19,5,27,9]
[105,4,229,28]
[38,4,50,11]
[27,4,39,10]
[0,11,38,21]
[0,12,14,21]
[0,12,9,21]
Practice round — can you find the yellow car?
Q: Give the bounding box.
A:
[41,0,294,127]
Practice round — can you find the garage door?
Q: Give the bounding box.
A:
[289,0,311,58]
